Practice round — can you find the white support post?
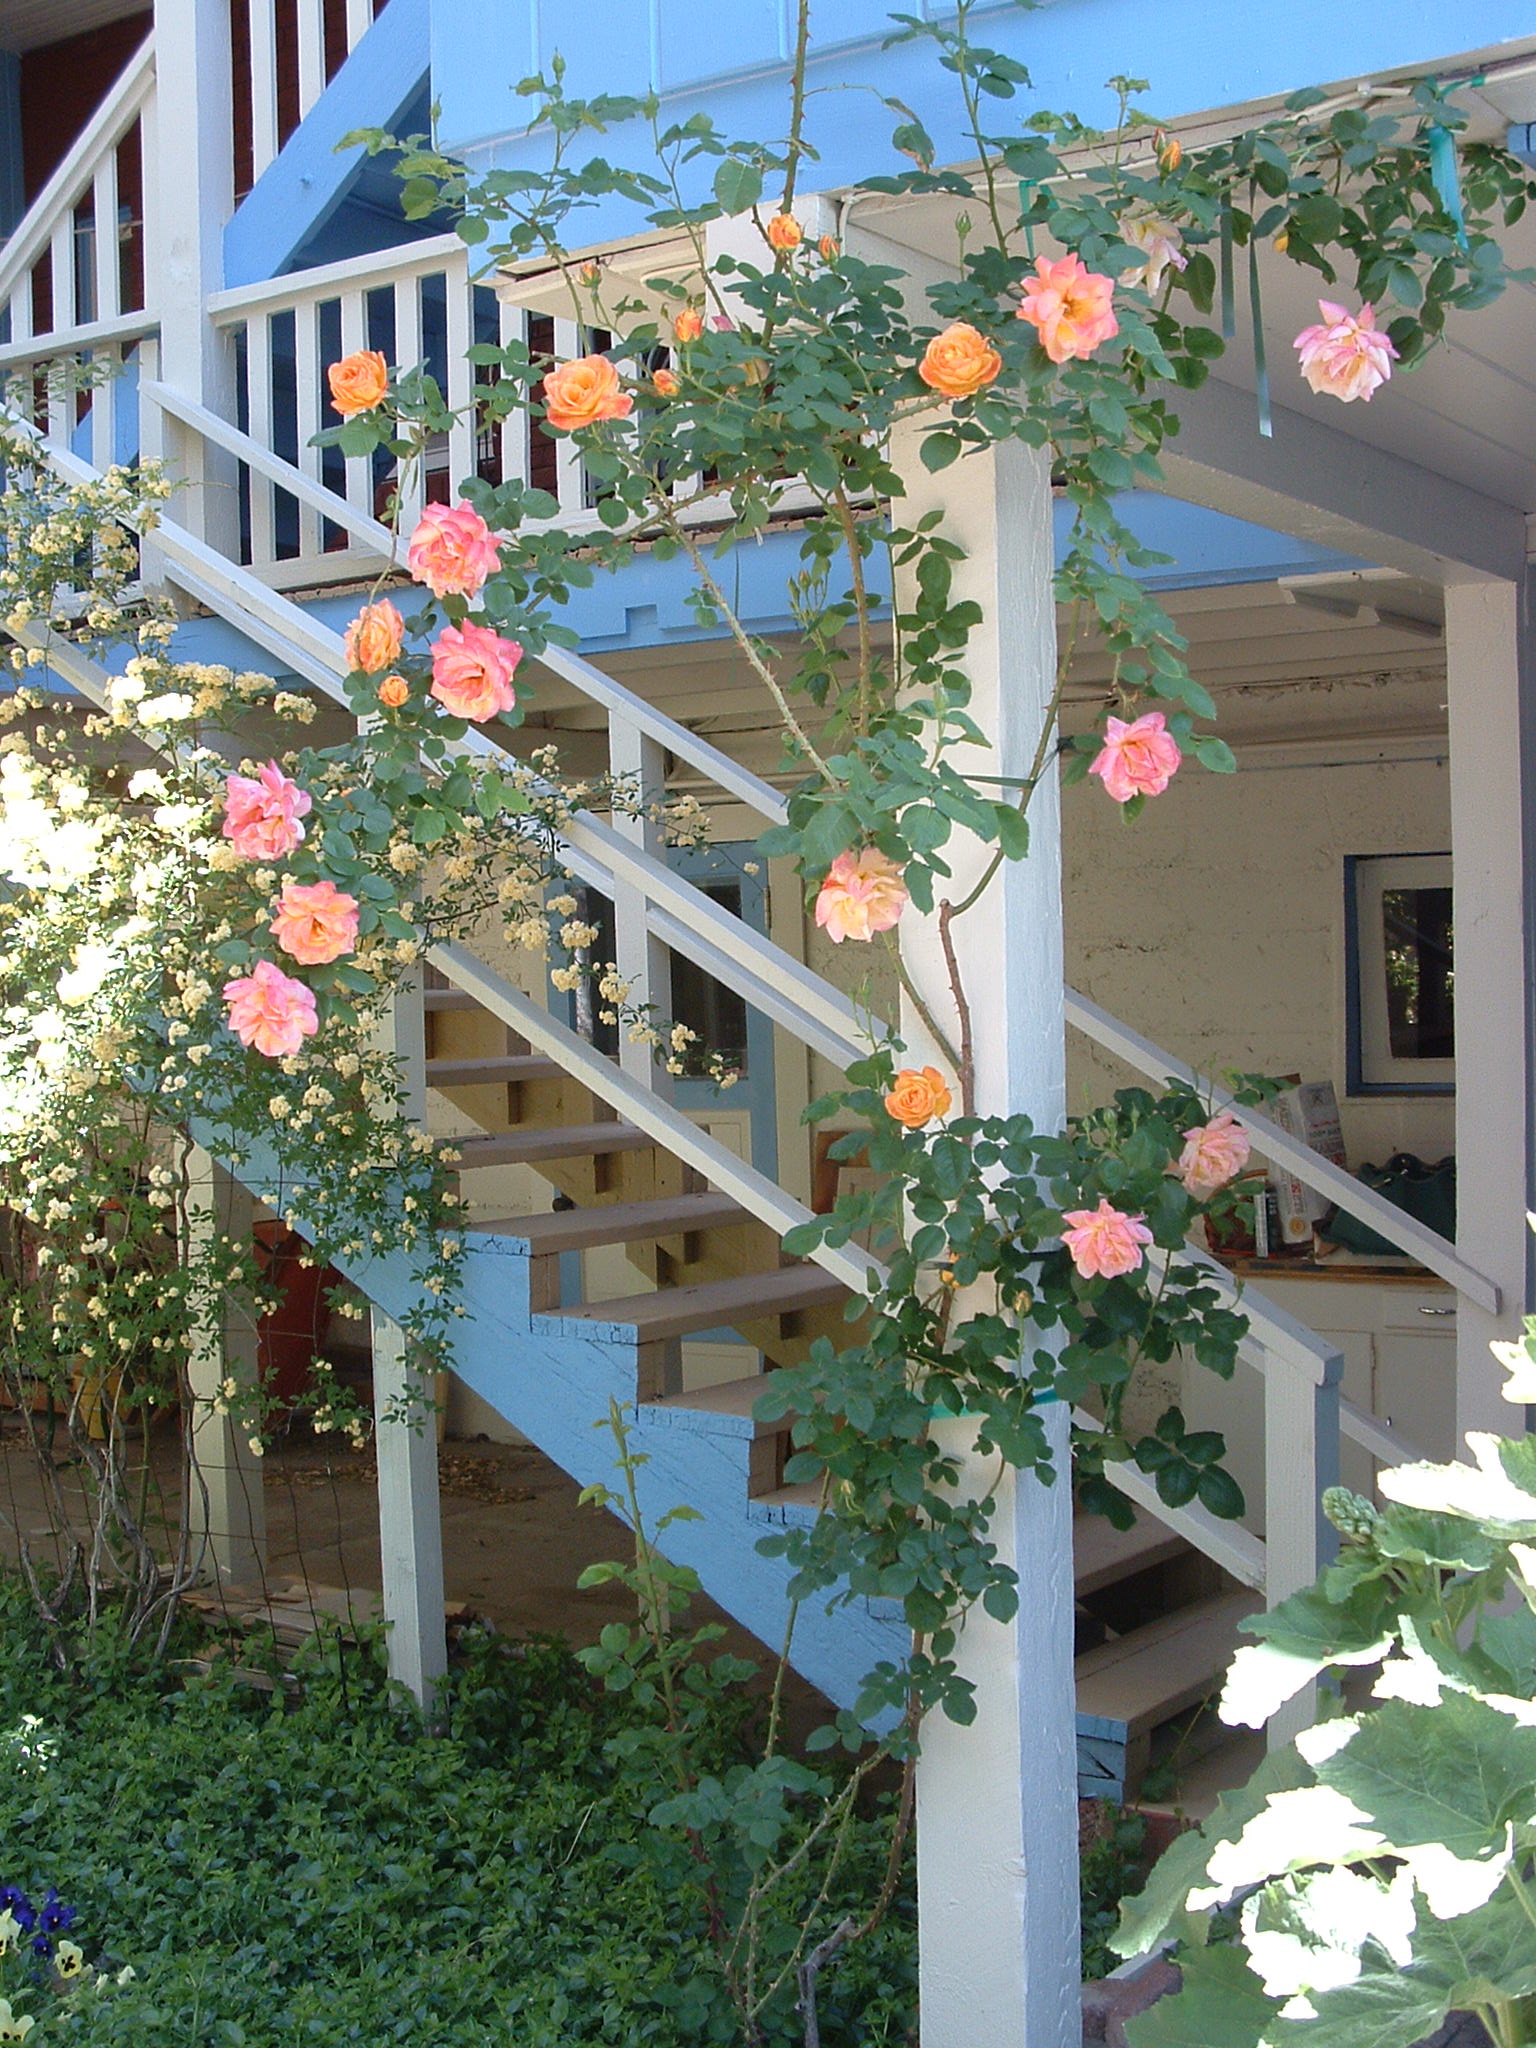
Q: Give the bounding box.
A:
[1263,1339,1341,1748]
[1445,576,1529,1446]
[608,718,676,1100]
[895,426,1081,2047]
[370,976,448,1713]
[148,0,240,561]
[185,1144,266,1585]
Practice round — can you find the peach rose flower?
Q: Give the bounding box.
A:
[653,367,680,398]
[919,322,1003,400]
[429,621,523,721]
[818,234,839,262]
[885,1066,953,1129]
[673,309,704,344]
[377,673,410,710]
[1293,300,1398,404]
[1177,1110,1252,1198]
[813,848,909,944]
[269,879,361,967]
[766,212,803,252]
[1122,216,1188,296]
[344,600,405,676]
[1015,253,1119,364]
[1090,711,1182,804]
[542,355,634,432]
[406,501,502,600]
[327,349,389,418]
[1061,1198,1154,1279]
[223,958,319,1058]
[222,762,311,861]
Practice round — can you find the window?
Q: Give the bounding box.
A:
[1345,853,1454,1095]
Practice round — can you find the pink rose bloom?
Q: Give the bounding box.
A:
[1090,711,1182,804]
[1177,1110,1252,1198]
[1061,1198,1154,1280]
[814,848,909,944]
[223,958,319,1058]
[269,879,360,966]
[1015,253,1119,364]
[1293,300,1398,404]
[343,599,405,675]
[221,762,312,861]
[429,622,523,722]
[406,501,502,600]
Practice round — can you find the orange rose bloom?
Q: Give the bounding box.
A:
[884,1067,953,1130]
[653,367,680,398]
[673,308,704,344]
[377,673,410,709]
[919,323,1003,400]
[818,234,839,261]
[327,349,389,418]
[542,355,634,432]
[343,600,404,676]
[766,212,803,252]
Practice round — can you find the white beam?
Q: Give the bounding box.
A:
[1157,375,1527,585]
[185,1145,266,1584]
[1446,575,1530,1447]
[895,428,1081,2047]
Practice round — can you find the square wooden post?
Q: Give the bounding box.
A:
[185,1144,267,1585]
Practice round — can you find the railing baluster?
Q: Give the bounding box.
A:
[296,0,326,123]
[444,259,473,495]
[50,216,75,341]
[292,296,322,559]
[248,0,280,184]
[497,296,528,492]
[245,313,277,569]
[392,272,423,536]
[344,0,373,53]
[9,278,32,346]
[550,316,584,515]
[339,289,371,527]
[90,347,116,470]
[93,151,120,326]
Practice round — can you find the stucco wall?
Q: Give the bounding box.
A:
[1062,750,1456,1167]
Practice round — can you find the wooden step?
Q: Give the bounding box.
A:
[423,988,480,1012]
[649,1369,793,1436]
[453,1121,654,1169]
[1072,1510,1187,1600]
[427,1054,564,1088]
[474,1190,748,1255]
[1074,1590,1259,1745]
[554,1263,848,1344]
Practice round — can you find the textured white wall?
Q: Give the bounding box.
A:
[1062,750,1456,1168]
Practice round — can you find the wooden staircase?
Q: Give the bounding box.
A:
[426,972,1255,1803]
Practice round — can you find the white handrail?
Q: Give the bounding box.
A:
[0,311,157,375]
[1065,986,1499,1311]
[206,234,470,323]
[0,37,155,310]
[1072,1409,1269,1589]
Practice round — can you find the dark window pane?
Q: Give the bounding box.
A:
[1382,885,1454,1061]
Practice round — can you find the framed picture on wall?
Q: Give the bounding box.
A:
[1344,852,1454,1095]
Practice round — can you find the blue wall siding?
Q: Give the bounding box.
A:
[435,0,1536,226]
[0,51,22,241]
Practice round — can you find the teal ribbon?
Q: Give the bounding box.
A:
[1248,211,1272,439]
[1219,202,1236,340]
[1427,124,1469,250]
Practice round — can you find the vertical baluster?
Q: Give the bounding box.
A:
[444,257,473,496]
[90,347,117,470]
[550,315,584,516]
[50,214,74,340]
[392,271,424,538]
[296,0,326,122]
[344,0,372,54]
[93,150,120,326]
[292,295,322,561]
[9,276,32,346]
[497,296,528,493]
[248,0,280,184]
[45,352,72,450]
[246,313,277,569]
[338,290,371,535]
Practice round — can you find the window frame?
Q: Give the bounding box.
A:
[1344,851,1455,1097]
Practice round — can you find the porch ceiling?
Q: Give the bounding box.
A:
[0,0,145,51]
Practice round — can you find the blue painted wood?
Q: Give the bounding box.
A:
[223,0,431,289]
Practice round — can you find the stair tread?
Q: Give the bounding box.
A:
[1073,1511,1188,1599]
[1074,1591,1258,1740]
[553,1263,848,1342]
[474,1190,748,1254]
[427,1055,563,1087]
[649,1370,790,1433]
[454,1121,653,1167]
[423,988,480,1011]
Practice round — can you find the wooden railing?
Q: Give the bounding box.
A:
[237,0,385,192]
[0,36,156,472]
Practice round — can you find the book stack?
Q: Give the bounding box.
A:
[1268,1081,1347,1248]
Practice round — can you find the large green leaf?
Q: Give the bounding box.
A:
[1296,1896,1536,2047]
[1319,1693,1536,1859]
[1274,1945,1449,2048]
[1123,1945,1279,2048]
[1220,1580,1394,1729]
